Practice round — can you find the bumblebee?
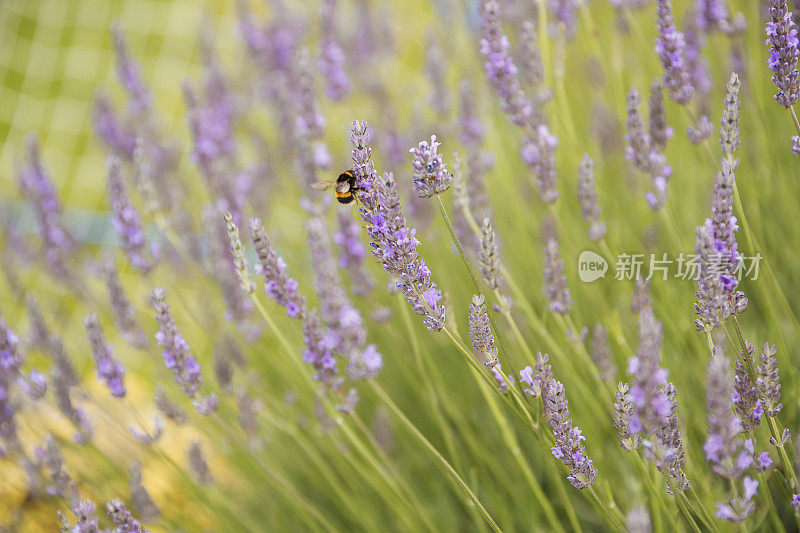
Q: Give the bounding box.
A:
[312,170,360,205]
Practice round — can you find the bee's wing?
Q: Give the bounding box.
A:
[310,179,336,191]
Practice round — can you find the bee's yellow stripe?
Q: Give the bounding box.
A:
[335,190,352,198]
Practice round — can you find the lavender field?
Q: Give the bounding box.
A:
[1,0,799,531]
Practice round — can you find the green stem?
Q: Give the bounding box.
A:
[368,381,504,533]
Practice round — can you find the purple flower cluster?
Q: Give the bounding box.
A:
[732,342,764,432]
[655,0,694,104]
[107,157,154,272]
[624,86,672,210]
[521,125,560,204]
[614,382,641,451]
[694,0,729,32]
[766,0,800,106]
[755,342,782,416]
[468,295,499,369]
[317,0,350,101]
[151,288,202,398]
[306,217,382,381]
[479,0,532,126]
[519,352,552,398]
[250,218,307,319]
[351,121,446,331]
[0,313,22,449]
[625,306,689,492]
[84,314,126,398]
[410,135,452,198]
[544,379,597,490]
[106,499,146,532]
[19,137,74,277]
[694,74,747,331]
[548,0,578,39]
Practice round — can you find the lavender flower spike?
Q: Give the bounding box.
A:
[350,121,446,331]
[334,211,374,296]
[151,288,202,398]
[83,314,126,398]
[224,212,254,294]
[479,217,503,289]
[756,342,782,416]
[766,0,800,106]
[577,155,606,241]
[317,0,351,101]
[655,0,694,104]
[249,218,307,319]
[468,295,499,368]
[479,0,532,126]
[543,236,572,314]
[410,135,452,198]
[625,88,651,172]
[0,312,22,448]
[732,342,763,432]
[545,379,598,490]
[107,157,153,273]
[106,499,146,532]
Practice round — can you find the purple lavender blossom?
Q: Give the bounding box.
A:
[655,0,694,104]
[106,499,146,532]
[250,218,307,319]
[19,136,74,276]
[625,88,652,171]
[306,216,382,381]
[623,88,671,210]
[101,261,147,349]
[766,0,800,106]
[519,352,552,398]
[732,342,763,432]
[18,369,47,401]
[468,295,499,368]
[545,379,597,490]
[112,24,151,114]
[334,211,375,297]
[84,314,126,398]
[107,157,154,272]
[0,312,22,448]
[317,0,350,101]
[577,155,606,241]
[351,121,446,331]
[521,125,560,203]
[792,136,800,155]
[66,499,100,533]
[704,355,752,480]
[151,288,202,398]
[479,0,532,126]
[93,92,136,159]
[549,0,578,39]
[687,115,713,144]
[627,306,689,491]
[716,477,758,523]
[410,135,452,198]
[694,0,729,32]
[302,310,343,392]
[543,236,572,314]
[614,382,642,451]
[183,65,236,178]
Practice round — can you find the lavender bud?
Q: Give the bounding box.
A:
[543,236,572,314]
[756,342,782,416]
[101,262,146,348]
[93,92,136,159]
[704,355,750,479]
[19,370,47,401]
[614,382,641,451]
[688,115,713,144]
[83,314,126,398]
[107,157,153,272]
[792,136,800,156]
[112,24,151,113]
[250,219,306,319]
[410,135,452,198]
[224,212,254,294]
[625,88,652,171]
[655,0,694,104]
[732,342,763,431]
[0,313,22,446]
[520,352,552,398]
[577,155,606,241]
[351,121,445,331]
[468,295,499,368]
[479,218,504,289]
[151,288,203,398]
[766,0,800,106]
[522,125,560,203]
[479,0,532,126]
[631,278,652,315]
[545,379,598,490]
[106,499,146,532]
